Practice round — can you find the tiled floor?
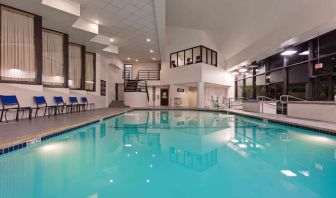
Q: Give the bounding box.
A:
[0,107,131,149]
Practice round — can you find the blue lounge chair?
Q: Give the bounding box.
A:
[0,95,32,122]
[69,97,86,113]
[81,97,95,111]
[34,96,56,117]
[54,96,71,114]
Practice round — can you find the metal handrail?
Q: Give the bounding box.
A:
[136,70,160,80]
[257,96,277,102]
[228,97,253,108]
[280,95,305,103]
[279,95,306,115]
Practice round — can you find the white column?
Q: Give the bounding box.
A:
[197,82,205,108]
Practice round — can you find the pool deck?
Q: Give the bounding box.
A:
[135,106,336,134]
[1,106,336,152]
[0,107,131,150]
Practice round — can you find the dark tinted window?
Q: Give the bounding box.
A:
[313,56,336,75]
[287,43,309,65]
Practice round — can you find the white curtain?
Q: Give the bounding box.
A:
[85,53,94,91]
[0,6,35,83]
[68,44,82,89]
[42,30,64,86]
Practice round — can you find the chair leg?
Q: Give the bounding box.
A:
[4,110,9,123]
[28,108,32,120]
[0,110,3,122]
[44,107,47,117]
[35,108,39,118]
[16,108,19,121]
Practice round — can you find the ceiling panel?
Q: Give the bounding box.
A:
[0,0,160,62]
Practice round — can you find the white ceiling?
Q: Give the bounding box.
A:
[167,0,336,66]
[0,0,160,62]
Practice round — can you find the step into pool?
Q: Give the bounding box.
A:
[0,110,335,198]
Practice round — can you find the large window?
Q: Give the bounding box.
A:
[237,80,244,98]
[313,56,336,76]
[0,6,37,83]
[256,74,266,97]
[85,52,95,91]
[170,45,217,68]
[287,43,309,66]
[68,44,83,89]
[314,77,331,101]
[288,64,309,99]
[42,29,65,87]
[245,77,253,99]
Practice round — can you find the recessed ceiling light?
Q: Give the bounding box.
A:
[149,49,154,53]
[152,57,156,60]
[281,49,297,56]
[127,57,130,61]
[238,67,247,73]
[299,50,309,55]
[146,38,151,42]
[95,20,99,24]
[110,38,114,42]
[232,71,239,75]
[135,59,139,62]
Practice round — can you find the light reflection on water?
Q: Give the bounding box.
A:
[0,110,336,198]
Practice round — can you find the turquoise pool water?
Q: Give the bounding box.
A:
[1,110,336,198]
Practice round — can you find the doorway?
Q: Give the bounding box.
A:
[160,88,169,106]
[124,64,132,80]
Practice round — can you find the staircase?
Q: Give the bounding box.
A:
[124,79,149,101]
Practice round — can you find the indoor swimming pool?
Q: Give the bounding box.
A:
[0,110,335,198]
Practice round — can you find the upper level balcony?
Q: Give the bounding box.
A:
[170,45,217,68]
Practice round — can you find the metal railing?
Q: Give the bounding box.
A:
[257,96,278,114]
[136,70,160,81]
[257,96,277,102]
[228,97,252,109]
[124,80,149,101]
[279,95,306,115]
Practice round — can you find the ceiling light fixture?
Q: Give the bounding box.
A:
[281,47,297,56]
[95,20,99,24]
[152,57,156,60]
[299,50,309,55]
[110,38,114,42]
[135,59,139,62]
[238,67,247,73]
[232,71,239,75]
[149,49,154,53]
[146,38,151,42]
[127,57,131,61]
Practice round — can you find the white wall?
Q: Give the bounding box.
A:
[147,86,162,107]
[161,63,234,87]
[170,85,190,107]
[205,86,228,107]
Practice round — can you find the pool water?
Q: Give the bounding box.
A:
[1,110,336,198]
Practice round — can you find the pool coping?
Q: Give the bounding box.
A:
[0,108,132,156]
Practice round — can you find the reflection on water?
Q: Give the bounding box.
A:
[0,110,336,198]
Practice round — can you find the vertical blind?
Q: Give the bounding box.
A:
[68,44,82,89]
[42,30,64,86]
[85,53,94,91]
[0,6,35,83]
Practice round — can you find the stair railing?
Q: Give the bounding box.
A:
[257,96,278,114]
[279,95,306,115]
